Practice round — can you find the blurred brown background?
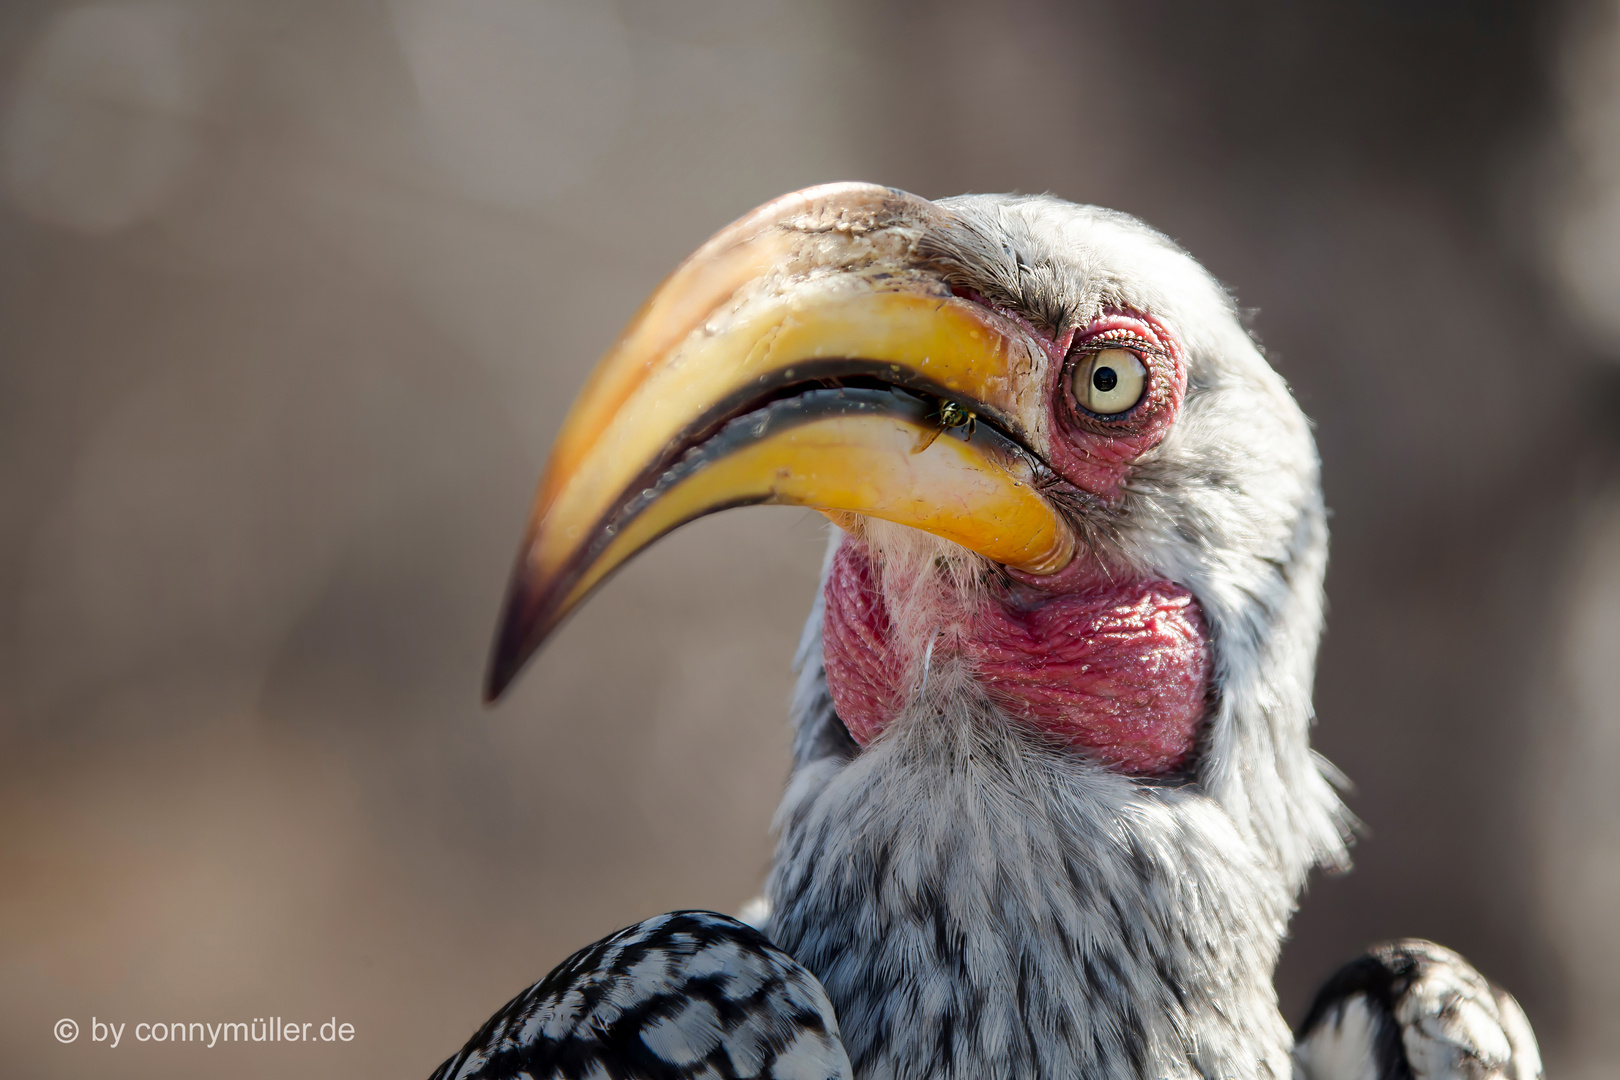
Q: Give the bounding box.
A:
[3,1,1619,1076]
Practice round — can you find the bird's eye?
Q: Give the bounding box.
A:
[1071,347,1147,416]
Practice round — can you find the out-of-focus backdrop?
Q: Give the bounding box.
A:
[3,1,1619,1076]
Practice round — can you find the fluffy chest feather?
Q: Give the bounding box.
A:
[765,685,1295,1080]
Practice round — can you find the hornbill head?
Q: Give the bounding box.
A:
[488,182,1345,891]
[486,183,1356,1076]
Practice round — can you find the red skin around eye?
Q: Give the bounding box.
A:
[945,295,1187,498]
[1042,310,1188,498]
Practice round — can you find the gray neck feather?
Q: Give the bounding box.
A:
[768,656,1297,1080]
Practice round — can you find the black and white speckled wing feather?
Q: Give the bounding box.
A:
[1293,939,1542,1080]
[429,911,851,1080]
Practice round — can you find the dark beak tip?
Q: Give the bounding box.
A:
[483,571,542,706]
[483,622,536,705]
[481,661,512,705]
[479,637,518,705]
[481,642,514,705]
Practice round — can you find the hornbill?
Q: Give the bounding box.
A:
[431,185,1543,1080]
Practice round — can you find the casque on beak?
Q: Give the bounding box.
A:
[486,183,1079,700]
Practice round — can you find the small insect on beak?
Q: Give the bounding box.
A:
[485,183,1078,699]
[938,400,974,428]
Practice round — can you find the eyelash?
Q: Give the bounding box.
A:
[1070,332,1163,362]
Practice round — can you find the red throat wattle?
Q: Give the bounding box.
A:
[821,537,1212,776]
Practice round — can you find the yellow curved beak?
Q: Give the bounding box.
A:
[487,183,1075,700]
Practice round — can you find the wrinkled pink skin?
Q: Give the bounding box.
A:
[820,308,1209,776]
[822,540,1211,775]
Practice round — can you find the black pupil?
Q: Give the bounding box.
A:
[1092,365,1118,393]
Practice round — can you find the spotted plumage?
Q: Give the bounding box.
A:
[430,912,849,1080]
[1295,940,1542,1080]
